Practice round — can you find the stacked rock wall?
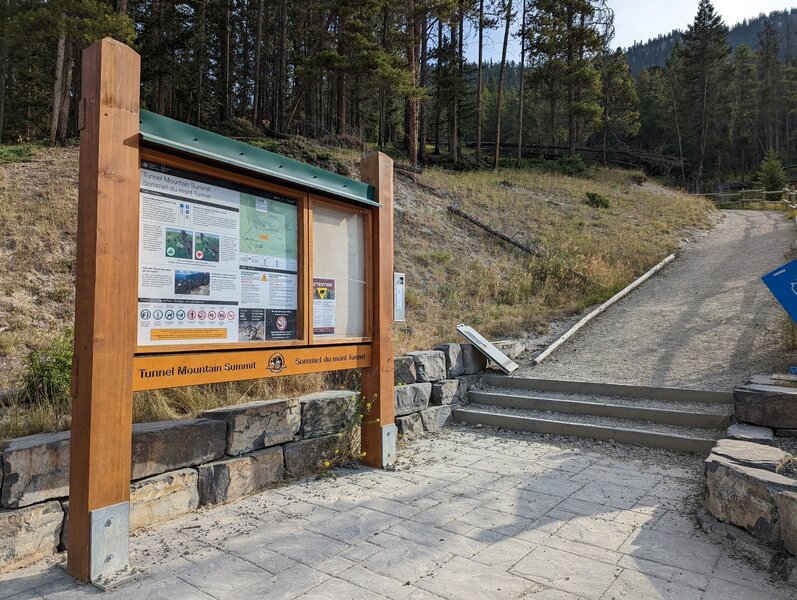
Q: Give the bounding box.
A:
[705,431,797,585]
[0,390,358,573]
[392,343,488,439]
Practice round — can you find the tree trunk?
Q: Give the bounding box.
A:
[0,0,10,143]
[336,12,346,135]
[476,0,484,166]
[220,1,232,121]
[566,4,576,157]
[253,0,264,124]
[419,14,429,163]
[449,18,458,163]
[457,2,464,158]
[494,0,513,170]
[196,0,206,126]
[516,0,527,167]
[406,0,418,166]
[50,15,67,145]
[697,71,709,185]
[116,0,128,14]
[55,42,73,145]
[668,72,687,188]
[434,18,442,155]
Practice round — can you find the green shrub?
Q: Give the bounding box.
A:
[630,173,647,185]
[22,328,73,403]
[0,144,37,164]
[556,156,592,178]
[584,192,610,208]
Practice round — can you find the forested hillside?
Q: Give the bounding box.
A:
[625,8,797,75]
[1,1,795,194]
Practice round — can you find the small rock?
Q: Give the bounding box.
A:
[420,406,452,433]
[726,423,775,446]
[396,413,423,439]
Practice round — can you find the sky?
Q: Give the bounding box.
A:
[466,1,795,63]
[612,0,793,48]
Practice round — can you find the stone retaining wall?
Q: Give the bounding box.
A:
[391,341,526,440]
[705,429,797,586]
[0,338,525,573]
[0,390,358,573]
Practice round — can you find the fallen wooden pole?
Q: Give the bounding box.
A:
[533,253,676,365]
[447,204,545,256]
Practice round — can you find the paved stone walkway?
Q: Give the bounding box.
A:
[1,427,792,600]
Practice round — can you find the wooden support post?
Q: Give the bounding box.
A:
[68,38,140,584]
[359,151,397,468]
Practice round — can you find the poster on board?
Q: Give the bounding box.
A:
[137,162,299,345]
[312,277,336,335]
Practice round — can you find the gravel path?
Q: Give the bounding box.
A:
[523,210,797,391]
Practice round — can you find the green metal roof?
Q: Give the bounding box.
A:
[139,110,377,207]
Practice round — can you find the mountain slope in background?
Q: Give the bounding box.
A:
[625,8,797,75]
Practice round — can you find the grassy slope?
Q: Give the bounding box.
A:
[0,142,715,438]
[394,166,715,351]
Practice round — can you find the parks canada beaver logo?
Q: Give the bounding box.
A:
[267,352,287,374]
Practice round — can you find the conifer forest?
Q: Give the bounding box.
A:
[2,1,796,191]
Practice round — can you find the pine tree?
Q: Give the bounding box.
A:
[493,0,513,170]
[757,21,784,152]
[529,0,612,156]
[598,47,639,164]
[730,44,758,181]
[678,0,730,187]
[754,149,787,193]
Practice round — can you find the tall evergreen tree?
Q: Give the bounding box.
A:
[598,48,639,164]
[678,0,730,187]
[757,21,783,152]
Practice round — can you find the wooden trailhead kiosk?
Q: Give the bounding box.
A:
[68,38,396,586]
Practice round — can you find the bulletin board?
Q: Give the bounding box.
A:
[68,38,397,586]
[129,145,378,391]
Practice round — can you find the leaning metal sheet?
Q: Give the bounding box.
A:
[456,324,519,374]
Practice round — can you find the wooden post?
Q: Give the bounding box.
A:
[68,38,140,583]
[359,151,397,468]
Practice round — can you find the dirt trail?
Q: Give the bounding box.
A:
[522,210,797,390]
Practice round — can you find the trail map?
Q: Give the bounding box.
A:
[239,193,298,266]
[137,163,299,346]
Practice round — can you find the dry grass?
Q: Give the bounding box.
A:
[393,166,715,352]
[0,143,715,440]
[0,147,78,387]
[0,370,354,441]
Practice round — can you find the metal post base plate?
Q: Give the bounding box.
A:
[381,424,397,468]
[89,501,134,588]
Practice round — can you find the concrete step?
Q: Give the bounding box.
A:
[469,389,731,429]
[482,374,734,405]
[453,404,720,454]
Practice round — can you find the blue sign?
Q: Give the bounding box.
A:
[762,257,797,323]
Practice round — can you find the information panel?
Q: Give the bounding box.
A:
[137,162,299,346]
[312,203,366,339]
